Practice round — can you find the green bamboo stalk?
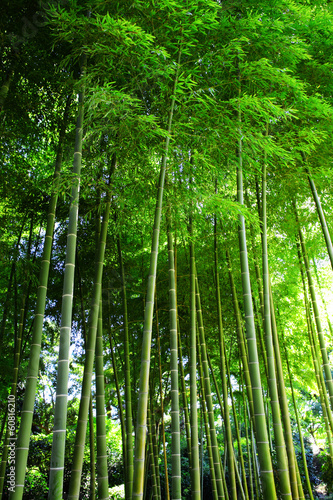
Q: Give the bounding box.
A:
[117,235,134,499]
[0,218,37,499]
[95,299,109,499]
[236,111,276,498]
[47,71,85,500]
[195,274,225,500]
[246,405,263,499]
[177,322,192,464]
[77,255,96,500]
[132,51,181,500]
[265,401,273,458]
[0,216,25,357]
[108,307,127,476]
[296,206,333,412]
[151,406,161,500]
[312,257,333,337]
[7,94,70,500]
[308,311,333,462]
[282,334,315,500]
[167,223,181,500]
[232,454,246,500]
[302,155,333,271]
[205,354,230,500]
[269,284,301,499]
[147,403,158,500]
[261,160,292,498]
[143,442,149,500]
[214,219,236,500]
[155,295,169,500]
[293,457,305,500]
[296,239,333,436]
[68,152,116,499]
[225,355,249,500]
[197,333,218,500]
[241,375,254,500]
[189,236,201,500]
[252,286,269,385]
[175,227,191,466]
[225,250,254,423]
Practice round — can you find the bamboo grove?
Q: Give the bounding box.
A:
[1,0,333,498]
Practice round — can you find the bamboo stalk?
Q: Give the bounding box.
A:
[68,150,116,499]
[296,205,333,412]
[195,273,225,500]
[236,117,276,496]
[197,332,218,500]
[117,235,134,499]
[214,217,236,500]
[132,51,181,500]
[167,221,181,500]
[95,299,109,499]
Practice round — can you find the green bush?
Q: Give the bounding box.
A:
[23,468,48,500]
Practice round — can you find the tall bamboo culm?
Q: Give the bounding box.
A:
[132,51,181,499]
[214,219,236,500]
[47,67,85,500]
[301,154,333,271]
[236,103,276,499]
[117,235,134,499]
[195,273,225,500]
[261,159,292,498]
[6,96,70,500]
[197,333,218,500]
[95,299,109,499]
[295,205,333,411]
[269,283,303,499]
[167,222,181,500]
[68,152,116,500]
[189,232,201,500]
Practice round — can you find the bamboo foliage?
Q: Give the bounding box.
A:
[3,3,333,499]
